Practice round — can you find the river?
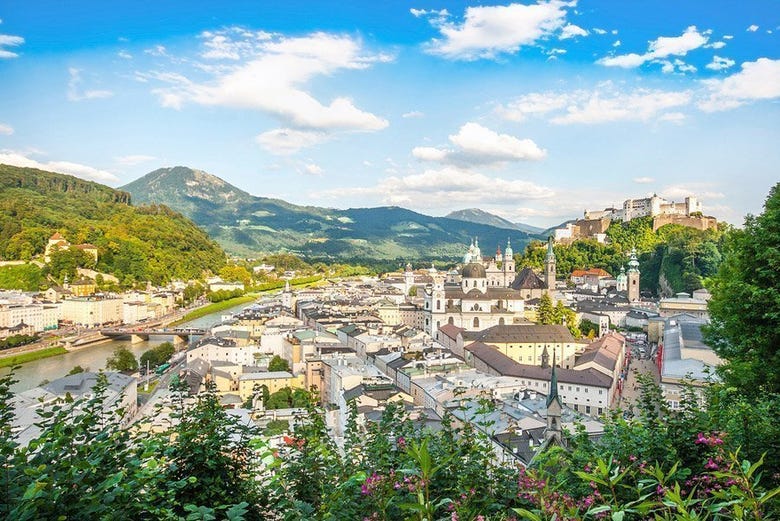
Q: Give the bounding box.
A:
[1,301,254,393]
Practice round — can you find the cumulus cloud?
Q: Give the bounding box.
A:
[705,55,735,71]
[0,123,13,135]
[417,1,575,60]
[149,31,389,151]
[633,176,655,184]
[559,23,588,39]
[0,151,118,183]
[322,166,555,209]
[699,58,780,111]
[67,68,114,101]
[704,41,726,49]
[413,122,546,166]
[0,33,24,59]
[661,183,725,201]
[593,28,607,35]
[747,25,759,32]
[498,84,692,125]
[115,154,157,166]
[599,26,708,69]
[302,163,323,176]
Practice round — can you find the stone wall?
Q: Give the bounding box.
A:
[652,215,718,232]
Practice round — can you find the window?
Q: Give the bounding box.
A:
[448,317,454,325]
[598,389,603,395]
[499,317,505,325]
[473,317,479,328]
[586,406,591,414]
[436,300,441,310]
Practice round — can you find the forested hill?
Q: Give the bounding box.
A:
[516,216,727,296]
[0,164,225,287]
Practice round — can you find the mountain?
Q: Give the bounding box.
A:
[446,208,545,235]
[122,167,534,260]
[0,164,225,285]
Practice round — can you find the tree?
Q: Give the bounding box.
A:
[268,355,291,373]
[705,182,780,395]
[106,346,138,373]
[67,365,86,375]
[537,293,554,325]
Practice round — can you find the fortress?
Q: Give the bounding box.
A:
[555,194,717,242]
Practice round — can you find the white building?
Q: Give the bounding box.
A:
[60,296,123,327]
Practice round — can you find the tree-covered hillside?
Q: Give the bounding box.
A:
[0,164,225,286]
[516,216,726,295]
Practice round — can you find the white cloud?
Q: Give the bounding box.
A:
[658,112,686,123]
[0,151,118,183]
[661,183,725,201]
[705,55,735,71]
[599,25,708,68]
[633,177,655,184]
[419,1,574,60]
[0,33,24,58]
[499,85,691,125]
[150,32,389,143]
[704,41,726,49]
[612,40,621,47]
[560,23,588,39]
[199,27,272,60]
[747,24,759,32]
[0,123,13,135]
[413,122,546,166]
[67,68,114,101]
[302,163,323,176]
[115,154,157,166]
[699,58,780,111]
[255,128,328,155]
[117,51,132,59]
[402,110,424,118]
[322,166,555,209]
[723,34,734,40]
[144,45,168,56]
[593,27,607,35]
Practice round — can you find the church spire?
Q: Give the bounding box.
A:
[546,352,561,408]
[545,235,555,262]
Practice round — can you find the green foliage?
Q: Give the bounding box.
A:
[266,387,312,409]
[268,355,290,373]
[516,217,725,296]
[139,342,175,369]
[0,264,45,291]
[105,346,138,372]
[67,365,86,375]
[207,288,246,302]
[705,182,780,396]
[0,334,38,350]
[537,293,554,325]
[0,346,66,368]
[219,264,253,286]
[0,164,225,286]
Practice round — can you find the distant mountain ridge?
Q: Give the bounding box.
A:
[445,208,544,235]
[121,167,535,260]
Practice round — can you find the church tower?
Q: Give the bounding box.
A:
[544,236,556,297]
[404,262,414,296]
[627,248,640,302]
[282,280,293,310]
[545,352,563,445]
[503,238,515,287]
[616,265,627,292]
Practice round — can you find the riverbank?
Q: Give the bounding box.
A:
[0,346,68,368]
[169,295,258,326]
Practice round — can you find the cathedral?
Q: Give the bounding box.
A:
[423,237,557,339]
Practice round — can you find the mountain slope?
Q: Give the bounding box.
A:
[122,167,534,260]
[0,164,225,285]
[446,208,545,235]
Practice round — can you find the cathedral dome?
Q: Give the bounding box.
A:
[461,262,487,279]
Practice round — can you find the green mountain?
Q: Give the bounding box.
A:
[0,164,225,286]
[446,209,545,235]
[121,166,534,260]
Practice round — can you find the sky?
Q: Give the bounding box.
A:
[0,1,778,227]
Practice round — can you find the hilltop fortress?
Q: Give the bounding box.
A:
[555,193,718,242]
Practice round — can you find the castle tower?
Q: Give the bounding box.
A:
[545,352,563,445]
[627,248,640,302]
[544,236,556,296]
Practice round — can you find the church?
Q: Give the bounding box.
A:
[423,237,557,339]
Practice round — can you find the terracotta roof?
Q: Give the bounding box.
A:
[438,323,464,340]
[50,232,65,240]
[510,268,545,290]
[75,243,98,249]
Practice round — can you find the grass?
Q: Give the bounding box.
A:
[0,346,68,368]
[169,295,258,326]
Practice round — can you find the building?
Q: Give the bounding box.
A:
[659,292,709,321]
[627,248,640,303]
[60,296,123,327]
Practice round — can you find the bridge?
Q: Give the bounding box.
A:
[99,328,207,346]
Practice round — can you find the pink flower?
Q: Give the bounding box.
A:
[705,458,719,470]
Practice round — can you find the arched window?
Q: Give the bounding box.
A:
[448,317,454,325]
[436,300,441,310]
[499,317,505,326]
[473,317,479,328]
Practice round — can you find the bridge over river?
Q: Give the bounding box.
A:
[99,327,207,346]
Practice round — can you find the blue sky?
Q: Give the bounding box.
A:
[0,1,778,227]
